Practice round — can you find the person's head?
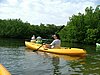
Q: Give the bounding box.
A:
[52,34,60,39]
[36,36,42,40]
[32,35,35,37]
[31,35,35,40]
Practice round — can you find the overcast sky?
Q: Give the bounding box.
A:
[0,0,99,25]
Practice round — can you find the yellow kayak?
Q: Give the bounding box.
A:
[0,64,11,75]
[25,41,86,57]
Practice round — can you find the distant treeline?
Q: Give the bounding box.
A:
[0,19,62,39]
[0,5,100,44]
[59,5,100,44]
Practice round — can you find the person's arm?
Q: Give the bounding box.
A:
[50,40,55,45]
[50,40,56,48]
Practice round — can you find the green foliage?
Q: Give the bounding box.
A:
[59,5,100,44]
[0,19,60,39]
[0,5,99,44]
[84,29,98,44]
[0,19,31,38]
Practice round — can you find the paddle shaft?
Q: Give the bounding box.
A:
[55,25,65,34]
[33,44,44,52]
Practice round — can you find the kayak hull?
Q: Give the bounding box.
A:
[25,41,86,57]
[0,64,11,75]
[35,52,85,61]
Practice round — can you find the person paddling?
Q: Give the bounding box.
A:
[44,34,61,49]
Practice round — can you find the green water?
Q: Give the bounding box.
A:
[0,38,100,75]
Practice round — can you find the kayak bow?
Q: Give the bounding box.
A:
[0,64,11,75]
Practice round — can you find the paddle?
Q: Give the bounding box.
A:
[33,25,65,52]
[55,25,65,34]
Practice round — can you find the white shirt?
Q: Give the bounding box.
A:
[50,39,61,48]
[31,35,35,40]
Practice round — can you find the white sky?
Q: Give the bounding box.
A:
[0,0,99,25]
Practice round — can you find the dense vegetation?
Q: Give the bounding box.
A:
[0,19,61,39]
[0,5,99,44]
[59,5,100,44]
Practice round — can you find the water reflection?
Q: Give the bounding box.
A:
[0,38,100,75]
[34,50,100,75]
[52,57,61,75]
[33,52,86,75]
[0,38,24,48]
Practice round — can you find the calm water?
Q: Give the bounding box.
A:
[0,38,100,75]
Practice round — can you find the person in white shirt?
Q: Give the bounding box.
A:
[31,35,36,43]
[44,34,61,49]
[31,35,35,40]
